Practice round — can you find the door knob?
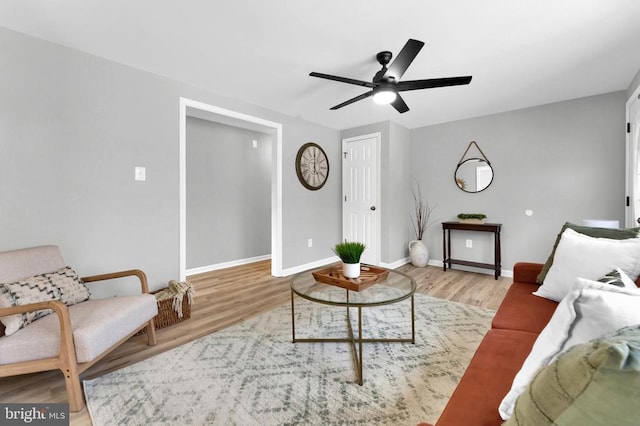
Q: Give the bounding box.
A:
[370,206,376,211]
[637,217,640,225]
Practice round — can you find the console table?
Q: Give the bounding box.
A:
[442,221,502,279]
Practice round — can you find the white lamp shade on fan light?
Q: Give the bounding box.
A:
[373,89,397,105]
[581,219,620,229]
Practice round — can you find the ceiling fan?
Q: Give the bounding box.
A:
[309,39,472,113]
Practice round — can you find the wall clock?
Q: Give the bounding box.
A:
[295,142,329,190]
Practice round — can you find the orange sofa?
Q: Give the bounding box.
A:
[421,261,640,425]
[420,262,561,426]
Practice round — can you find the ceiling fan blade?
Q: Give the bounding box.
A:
[385,39,425,80]
[397,76,472,92]
[310,72,376,88]
[391,94,410,113]
[330,91,374,110]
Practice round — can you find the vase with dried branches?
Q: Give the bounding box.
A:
[409,179,436,267]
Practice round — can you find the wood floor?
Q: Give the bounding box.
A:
[0,261,511,425]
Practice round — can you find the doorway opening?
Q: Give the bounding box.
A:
[179,98,283,280]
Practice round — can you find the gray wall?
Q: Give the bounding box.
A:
[1,25,636,292]
[387,122,413,262]
[186,118,272,269]
[283,129,342,267]
[410,92,627,272]
[0,27,341,295]
[341,121,412,265]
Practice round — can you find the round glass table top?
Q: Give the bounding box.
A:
[291,266,416,307]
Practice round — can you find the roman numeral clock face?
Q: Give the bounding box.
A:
[295,142,329,190]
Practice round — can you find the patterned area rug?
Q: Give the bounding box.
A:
[84,293,494,425]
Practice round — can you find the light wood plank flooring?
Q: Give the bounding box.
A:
[0,261,511,425]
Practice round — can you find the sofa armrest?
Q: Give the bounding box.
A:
[513,262,544,284]
[82,269,150,294]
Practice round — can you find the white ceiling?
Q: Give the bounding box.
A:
[1,0,640,130]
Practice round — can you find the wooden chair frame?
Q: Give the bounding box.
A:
[0,269,157,412]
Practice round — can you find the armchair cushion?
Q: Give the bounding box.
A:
[0,294,157,364]
[0,266,90,336]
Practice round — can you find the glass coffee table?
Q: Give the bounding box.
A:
[290,265,416,385]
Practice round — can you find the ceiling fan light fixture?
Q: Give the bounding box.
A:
[373,88,397,105]
[310,39,471,113]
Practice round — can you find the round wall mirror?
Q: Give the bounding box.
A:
[455,158,494,193]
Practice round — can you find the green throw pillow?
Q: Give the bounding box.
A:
[504,325,640,426]
[536,222,639,284]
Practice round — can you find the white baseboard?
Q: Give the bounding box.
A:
[379,257,411,269]
[193,255,514,280]
[280,256,339,277]
[428,259,513,278]
[186,254,271,276]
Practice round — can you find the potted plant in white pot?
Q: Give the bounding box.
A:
[333,241,366,278]
[409,179,436,267]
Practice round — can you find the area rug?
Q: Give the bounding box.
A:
[84,293,494,425]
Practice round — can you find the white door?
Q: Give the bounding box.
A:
[342,133,381,265]
[627,92,640,227]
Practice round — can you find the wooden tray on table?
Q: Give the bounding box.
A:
[312,264,389,292]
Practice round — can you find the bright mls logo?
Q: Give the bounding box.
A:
[1,404,68,425]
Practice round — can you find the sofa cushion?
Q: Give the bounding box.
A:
[0,267,90,336]
[536,222,639,284]
[499,278,640,419]
[533,228,640,301]
[504,325,640,426]
[434,329,538,426]
[0,294,157,365]
[491,281,557,333]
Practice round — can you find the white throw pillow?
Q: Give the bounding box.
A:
[534,228,640,301]
[499,278,640,420]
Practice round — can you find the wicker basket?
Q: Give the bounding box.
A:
[137,289,192,334]
[154,292,191,329]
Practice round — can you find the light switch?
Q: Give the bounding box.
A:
[135,167,146,181]
[252,139,258,148]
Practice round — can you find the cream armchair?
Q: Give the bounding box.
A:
[0,245,157,412]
